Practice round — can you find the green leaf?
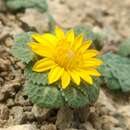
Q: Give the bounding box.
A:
[61,83,99,108]
[25,81,64,108]
[111,64,130,92]
[84,83,100,103]
[93,32,105,50]
[74,26,94,40]
[6,0,48,12]
[118,38,130,57]
[106,77,122,90]
[25,63,48,85]
[99,52,130,92]
[11,32,35,63]
[61,86,89,108]
[48,15,57,32]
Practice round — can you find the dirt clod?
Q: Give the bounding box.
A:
[41,124,56,130]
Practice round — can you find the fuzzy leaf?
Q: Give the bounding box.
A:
[93,32,105,50]
[74,26,94,40]
[11,32,35,63]
[48,15,57,32]
[118,38,130,57]
[61,83,99,108]
[25,81,64,108]
[106,77,122,90]
[6,0,48,12]
[99,52,130,92]
[61,86,89,108]
[84,83,100,103]
[25,63,48,85]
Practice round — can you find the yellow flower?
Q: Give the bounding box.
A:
[28,27,103,89]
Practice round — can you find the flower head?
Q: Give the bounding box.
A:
[28,27,103,89]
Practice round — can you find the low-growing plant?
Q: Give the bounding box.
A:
[99,52,130,92]
[118,38,130,57]
[6,0,48,12]
[11,27,103,108]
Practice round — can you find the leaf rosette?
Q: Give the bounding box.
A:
[12,30,101,108]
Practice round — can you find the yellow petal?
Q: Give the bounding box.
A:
[32,33,58,46]
[78,70,93,85]
[28,42,53,58]
[32,34,44,43]
[83,49,99,58]
[70,70,80,85]
[82,69,101,77]
[33,58,55,72]
[42,33,58,45]
[32,34,51,46]
[82,58,103,68]
[61,70,71,89]
[48,66,64,84]
[78,40,92,52]
[73,34,83,50]
[55,26,65,39]
[66,29,75,43]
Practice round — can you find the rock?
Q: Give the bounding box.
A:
[9,24,23,37]
[79,122,96,130]
[101,115,119,125]
[88,113,102,130]
[0,58,10,71]
[97,90,116,113]
[0,124,38,130]
[56,106,74,130]
[0,21,11,40]
[20,9,49,33]
[125,117,130,129]
[0,104,9,120]
[6,98,15,107]
[24,112,35,122]
[73,106,90,122]
[10,106,25,124]
[15,89,30,106]
[116,105,130,129]
[117,105,130,117]
[110,127,123,130]
[32,105,50,119]
[41,124,56,130]
[4,37,13,48]
[0,79,22,102]
[0,0,6,11]
[0,19,23,39]
[100,115,120,130]
[0,94,5,102]
[48,0,86,28]
[16,62,25,70]
[64,128,78,130]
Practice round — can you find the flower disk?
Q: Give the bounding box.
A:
[28,27,103,89]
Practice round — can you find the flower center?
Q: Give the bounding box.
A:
[54,42,81,70]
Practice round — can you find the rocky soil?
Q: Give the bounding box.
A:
[0,0,130,130]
